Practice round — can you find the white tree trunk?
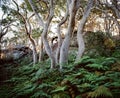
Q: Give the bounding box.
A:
[25,18,38,65]
[59,0,78,69]
[28,34,38,64]
[28,0,56,69]
[39,37,44,61]
[42,23,56,69]
[59,34,70,66]
[76,0,93,61]
[55,1,69,64]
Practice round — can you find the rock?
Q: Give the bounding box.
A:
[0,45,32,63]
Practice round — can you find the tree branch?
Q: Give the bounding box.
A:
[28,0,44,26]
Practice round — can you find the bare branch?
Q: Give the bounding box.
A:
[27,14,35,34]
[28,0,44,26]
[12,0,19,12]
[58,0,69,26]
[46,0,54,26]
[97,0,120,19]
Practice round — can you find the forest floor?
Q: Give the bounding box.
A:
[0,49,120,98]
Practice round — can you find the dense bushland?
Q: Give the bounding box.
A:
[0,47,120,98]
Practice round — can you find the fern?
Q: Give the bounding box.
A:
[9,81,36,98]
[75,56,116,71]
[75,95,82,98]
[87,63,109,70]
[75,56,91,64]
[112,89,120,98]
[84,73,98,83]
[51,85,70,98]
[31,90,51,98]
[68,50,77,63]
[105,72,120,82]
[51,86,67,93]
[52,92,70,98]
[102,57,116,66]
[37,83,53,89]
[1,52,120,98]
[87,86,113,98]
[35,68,45,79]
[112,49,120,58]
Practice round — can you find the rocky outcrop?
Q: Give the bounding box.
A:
[0,45,32,63]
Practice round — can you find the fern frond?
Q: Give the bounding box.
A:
[52,92,70,98]
[51,86,67,93]
[87,86,113,98]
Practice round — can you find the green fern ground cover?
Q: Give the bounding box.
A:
[0,50,120,98]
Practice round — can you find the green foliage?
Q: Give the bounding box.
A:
[1,4,8,13]
[51,86,67,93]
[75,56,116,71]
[0,49,120,98]
[24,0,33,11]
[87,86,113,98]
[86,63,106,70]
[112,49,120,59]
[32,28,43,39]
[84,31,117,57]
[75,56,91,64]
[68,50,77,63]
[0,85,12,98]
[52,92,70,98]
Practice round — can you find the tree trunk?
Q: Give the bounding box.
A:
[59,0,78,69]
[23,13,38,65]
[28,0,55,69]
[76,0,93,61]
[39,37,44,61]
[42,23,56,69]
[27,34,38,65]
[55,1,69,64]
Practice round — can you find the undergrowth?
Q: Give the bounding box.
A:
[0,50,120,98]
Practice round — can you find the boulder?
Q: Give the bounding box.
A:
[0,45,32,63]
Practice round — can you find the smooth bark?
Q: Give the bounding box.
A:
[56,0,69,64]
[25,15,38,65]
[59,0,79,69]
[28,0,56,68]
[28,34,37,64]
[76,0,94,61]
[39,37,44,61]
[12,0,38,65]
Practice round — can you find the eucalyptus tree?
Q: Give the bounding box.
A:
[76,0,94,61]
[96,0,120,36]
[28,0,57,68]
[59,0,81,67]
[101,0,120,19]
[10,0,38,64]
[27,0,95,70]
